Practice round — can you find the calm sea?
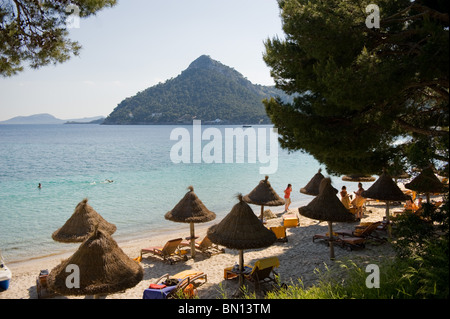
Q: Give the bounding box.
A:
[0,124,368,263]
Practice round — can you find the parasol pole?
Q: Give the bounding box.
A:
[385,201,392,240]
[238,250,245,289]
[327,221,335,260]
[190,222,196,259]
[260,205,264,222]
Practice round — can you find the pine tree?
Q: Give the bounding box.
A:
[263,0,448,176]
[0,0,117,76]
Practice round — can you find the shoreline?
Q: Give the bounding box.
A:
[1,200,403,299]
[5,198,310,266]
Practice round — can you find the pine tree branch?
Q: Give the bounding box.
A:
[395,118,448,137]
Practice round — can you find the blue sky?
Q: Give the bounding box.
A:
[0,0,284,121]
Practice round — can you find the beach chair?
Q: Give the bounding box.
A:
[143,270,207,299]
[139,238,187,264]
[245,257,280,290]
[224,257,280,290]
[270,226,288,242]
[335,236,367,251]
[335,221,384,240]
[359,220,390,232]
[312,230,368,251]
[180,236,225,257]
[330,221,386,250]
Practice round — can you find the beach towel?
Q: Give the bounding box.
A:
[341,195,351,209]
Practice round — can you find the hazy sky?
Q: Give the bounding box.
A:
[0,0,284,121]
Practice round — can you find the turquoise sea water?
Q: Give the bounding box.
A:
[0,124,370,263]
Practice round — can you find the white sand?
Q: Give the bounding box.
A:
[1,200,400,299]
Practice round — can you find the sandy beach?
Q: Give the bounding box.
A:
[0,198,406,300]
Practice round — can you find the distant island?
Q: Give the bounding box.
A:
[103,55,292,125]
[0,113,105,125]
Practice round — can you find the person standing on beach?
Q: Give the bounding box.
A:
[351,182,365,220]
[340,186,351,210]
[284,184,292,212]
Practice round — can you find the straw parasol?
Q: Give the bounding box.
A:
[405,165,445,203]
[243,176,285,221]
[47,227,143,298]
[300,168,325,196]
[52,198,116,243]
[301,168,338,196]
[207,194,277,288]
[164,186,216,259]
[342,174,376,182]
[361,170,410,238]
[298,178,355,260]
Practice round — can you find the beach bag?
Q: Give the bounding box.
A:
[164,278,179,286]
[182,283,197,298]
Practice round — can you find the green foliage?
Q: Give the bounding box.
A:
[392,197,449,255]
[263,251,448,299]
[0,0,117,76]
[263,0,449,176]
[103,55,290,125]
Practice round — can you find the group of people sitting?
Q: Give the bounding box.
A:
[339,183,366,221]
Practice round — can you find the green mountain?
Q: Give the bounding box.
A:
[103,55,289,125]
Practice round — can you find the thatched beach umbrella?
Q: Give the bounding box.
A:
[52,198,116,243]
[47,227,143,298]
[300,168,325,196]
[207,194,277,288]
[405,165,445,203]
[361,170,410,238]
[243,176,285,221]
[301,168,338,196]
[164,186,216,259]
[342,174,376,182]
[299,178,355,260]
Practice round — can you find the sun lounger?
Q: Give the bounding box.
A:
[245,257,280,289]
[359,220,390,232]
[377,220,390,231]
[335,236,366,251]
[143,270,207,299]
[139,238,187,264]
[224,257,280,289]
[313,231,367,251]
[330,221,386,250]
[224,264,253,280]
[335,221,383,240]
[283,213,299,227]
[270,226,288,242]
[180,236,225,257]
